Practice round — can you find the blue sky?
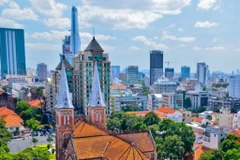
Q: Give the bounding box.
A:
[0,0,239,73]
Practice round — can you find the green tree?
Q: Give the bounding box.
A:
[26,118,40,131]
[0,118,11,143]
[107,117,121,133]
[0,139,10,153]
[224,148,240,160]
[133,122,147,131]
[220,139,238,152]
[164,135,185,159]
[16,101,30,114]
[32,138,38,146]
[200,149,224,160]
[144,112,160,126]
[20,109,35,122]
[183,97,191,109]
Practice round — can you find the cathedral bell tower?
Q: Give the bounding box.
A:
[55,61,74,160]
[87,62,106,129]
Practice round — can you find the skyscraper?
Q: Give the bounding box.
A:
[228,76,240,98]
[37,63,47,81]
[196,62,209,85]
[127,65,138,84]
[150,50,163,85]
[0,28,26,79]
[70,6,81,55]
[181,66,190,79]
[111,65,120,79]
[165,68,174,79]
[62,36,73,64]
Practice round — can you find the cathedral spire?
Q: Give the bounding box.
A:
[89,62,106,107]
[56,61,74,108]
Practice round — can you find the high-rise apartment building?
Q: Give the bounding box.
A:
[150,50,163,85]
[70,6,81,55]
[127,66,138,84]
[165,68,174,79]
[37,63,47,82]
[152,76,177,94]
[111,65,120,79]
[229,76,240,98]
[196,62,209,85]
[181,66,190,79]
[0,28,26,79]
[72,37,111,115]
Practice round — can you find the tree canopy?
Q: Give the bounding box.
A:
[0,118,11,144]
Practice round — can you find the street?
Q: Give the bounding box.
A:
[8,135,55,153]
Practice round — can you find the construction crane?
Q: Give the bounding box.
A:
[165,61,176,68]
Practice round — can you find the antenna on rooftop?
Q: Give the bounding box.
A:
[93,25,95,37]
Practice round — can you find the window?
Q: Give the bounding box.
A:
[96,112,99,121]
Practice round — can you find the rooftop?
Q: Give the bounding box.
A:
[85,36,104,52]
[0,107,23,127]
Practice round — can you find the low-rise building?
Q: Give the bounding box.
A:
[232,111,240,129]
[0,89,17,110]
[186,90,210,109]
[147,94,162,111]
[202,126,226,149]
[219,107,233,130]
[162,92,183,109]
[182,110,192,123]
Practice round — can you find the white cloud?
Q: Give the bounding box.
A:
[192,46,202,51]
[178,28,183,32]
[31,30,116,43]
[162,31,196,42]
[178,44,186,48]
[29,0,67,18]
[206,46,224,51]
[0,17,23,28]
[0,0,9,6]
[26,43,60,51]
[212,38,218,42]
[101,45,115,51]
[2,1,38,20]
[198,0,220,10]
[168,23,176,28]
[234,48,240,52]
[132,36,169,50]
[194,21,218,28]
[80,0,191,29]
[43,18,70,29]
[129,46,140,51]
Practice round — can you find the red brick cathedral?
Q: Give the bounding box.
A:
[55,38,157,160]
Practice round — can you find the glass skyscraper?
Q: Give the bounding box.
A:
[70,6,81,55]
[181,66,190,79]
[0,28,26,79]
[150,50,163,85]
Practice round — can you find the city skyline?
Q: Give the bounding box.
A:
[0,0,239,73]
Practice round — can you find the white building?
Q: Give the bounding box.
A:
[152,76,177,94]
[232,111,240,129]
[158,107,183,122]
[5,75,27,86]
[147,94,162,111]
[162,92,183,109]
[203,126,226,149]
[219,107,233,130]
[228,76,240,98]
[196,62,209,85]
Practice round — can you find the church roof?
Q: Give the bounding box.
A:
[89,63,106,107]
[55,62,74,109]
[69,120,154,160]
[55,55,73,70]
[85,36,104,52]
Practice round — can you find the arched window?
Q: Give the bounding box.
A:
[67,113,70,125]
[63,113,66,125]
[99,111,102,122]
[96,111,99,122]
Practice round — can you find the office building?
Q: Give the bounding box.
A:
[127,65,138,84]
[152,76,177,94]
[181,66,190,79]
[37,63,47,81]
[150,50,163,85]
[165,68,174,79]
[111,65,120,79]
[162,92,183,109]
[196,62,209,85]
[186,90,209,109]
[70,6,81,55]
[0,28,26,79]
[72,36,111,115]
[229,76,240,98]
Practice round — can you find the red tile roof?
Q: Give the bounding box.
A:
[28,100,43,109]
[192,117,203,123]
[228,128,240,137]
[158,107,176,114]
[111,84,127,89]
[0,107,23,127]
